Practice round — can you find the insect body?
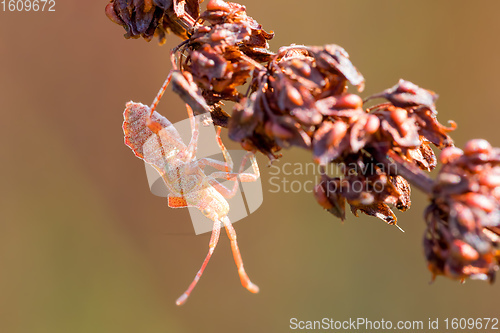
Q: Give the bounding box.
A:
[122,77,260,305]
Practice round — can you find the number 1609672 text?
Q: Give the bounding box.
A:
[1,0,55,12]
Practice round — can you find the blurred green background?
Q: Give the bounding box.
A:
[1,1,500,332]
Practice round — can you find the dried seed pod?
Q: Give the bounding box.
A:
[308,44,365,92]
[406,141,437,171]
[312,121,349,164]
[365,79,438,110]
[201,0,275,61]
[314,175,346,220]
[336,93,363,110]
[464,139,492,156]
[186,43,254,100]
[391,175,411,211]
[228,96,281,160]
[439,146,464,164]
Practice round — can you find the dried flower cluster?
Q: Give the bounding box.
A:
[106,0,500,283]
[176,0,274,102]
[309,78,455,225]
[105,0,201,43]
[229,45,364,159]
[425,140,500,281]
[313,156,411,226]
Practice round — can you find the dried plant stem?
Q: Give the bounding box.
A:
[372,147,435,195]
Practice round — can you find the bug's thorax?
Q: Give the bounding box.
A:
[161,160,230,221]
[194,187,230,221]
[162,160,194,190]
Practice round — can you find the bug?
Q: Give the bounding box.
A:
[122,73,261,305]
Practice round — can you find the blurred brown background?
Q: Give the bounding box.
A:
[1,1,500,332]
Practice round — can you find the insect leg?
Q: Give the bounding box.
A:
[215,126,233,173]
[209,152,260,184]
[205,177,239,199]
[236,152,260,183]
[185,126,236,174]
[193,157,235,172]
[203,152,260,199]
[176,219,222,306]
[184,128,242,194]
[184,104,199,160]
[222,216,259,294]
[146,72,173,134]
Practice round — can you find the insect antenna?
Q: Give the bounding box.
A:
[145,71,173,135]
[150,72,173,114]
